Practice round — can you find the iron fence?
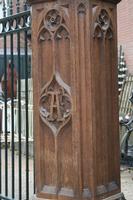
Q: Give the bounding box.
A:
[0,1,34,200]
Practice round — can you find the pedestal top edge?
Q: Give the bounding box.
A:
[28,0,121,5]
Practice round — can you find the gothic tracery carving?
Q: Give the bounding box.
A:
[39,9,71,136]
[38,8,70,41]
[94,9,113,39]
[40,74,72,136]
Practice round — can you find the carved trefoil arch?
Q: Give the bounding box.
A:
[93,8,113,39]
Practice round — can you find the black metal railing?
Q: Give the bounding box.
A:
[120,101,133,166]
[118,45,127,94]
[0,2,34,200]
[2,0,30,17]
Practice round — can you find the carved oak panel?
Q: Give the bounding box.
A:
[31,0,122,199]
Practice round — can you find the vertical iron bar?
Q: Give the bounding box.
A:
[4,35,8,197]
[0,33,3,192]
[10,33,15,199]
[25,30,29,200]
[16,0,20,14]
[0,122,2,194]
[2,0,6,17]
[0,109,2,194]
[33,143,35,194]
[9,0,13,16]
[23,1,27,11]
[17,31,22,200]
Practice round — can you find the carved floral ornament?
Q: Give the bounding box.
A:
[40,73,72,136]
[94,9,113,39]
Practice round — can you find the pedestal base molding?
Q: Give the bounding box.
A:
[104,193,126,200]
[33,193,126,200]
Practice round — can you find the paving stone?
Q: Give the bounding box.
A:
[121,168,133,200]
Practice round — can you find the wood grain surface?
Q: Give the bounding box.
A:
[30,0,122,199]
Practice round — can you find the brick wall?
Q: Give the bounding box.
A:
[0,0,28,52]
[117,0,133,74]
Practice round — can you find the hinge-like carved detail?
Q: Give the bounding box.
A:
[40,73,72,136]
[94,9,113,39]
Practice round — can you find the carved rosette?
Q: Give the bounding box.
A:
[94,9,113,39]
[45,9,62,31]
[40,74,72,136]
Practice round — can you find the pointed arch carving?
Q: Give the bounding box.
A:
[105,27,113,39]
[93,24,103,39]
[93,9,113,39]
[78,3,86,15]
[55,25,70,40]
[38,27,52,42]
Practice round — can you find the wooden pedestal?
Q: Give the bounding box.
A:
[29,0,124,199]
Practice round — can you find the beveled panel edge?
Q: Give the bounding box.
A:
[28,0,121,5]
[107,181,119,193]
[42,186,75,198]
[42,185,58,195]
[32,195,49,200]
[96,181,119,196]
[58,188,75,198]
[96,185,108,196]
[82,188,92,198]
[37,186,92,199]
[32,193,125,200]
[103,193,126,200]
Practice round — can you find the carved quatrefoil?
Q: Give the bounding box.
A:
[40,73,72,136]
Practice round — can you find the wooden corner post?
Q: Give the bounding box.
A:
[29,0,124,199]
